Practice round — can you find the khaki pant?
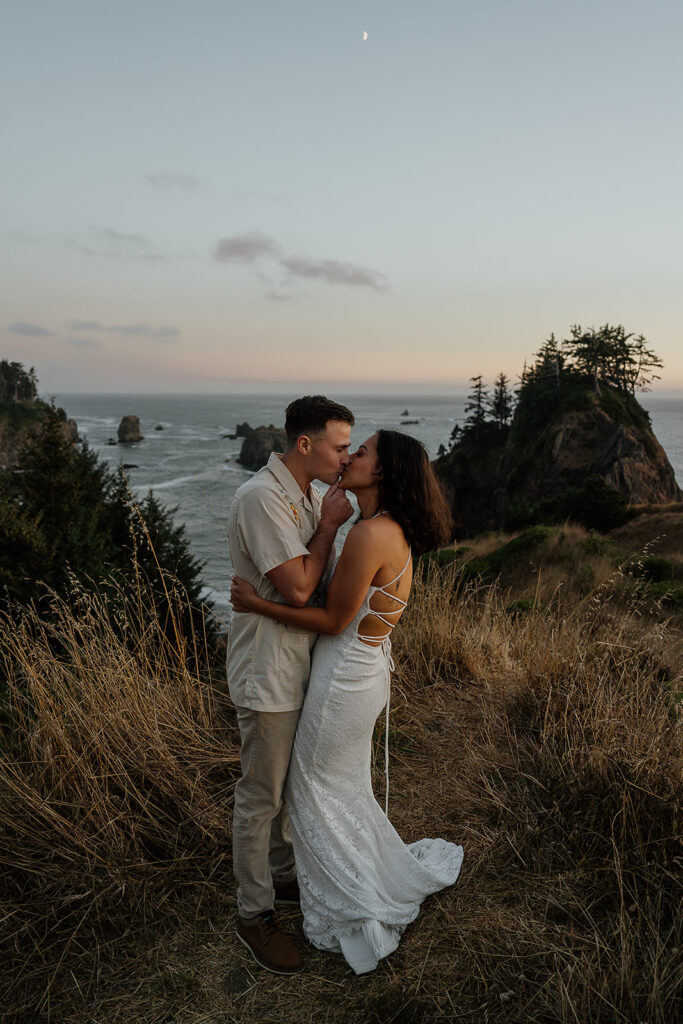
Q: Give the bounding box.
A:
[233,707,300,918]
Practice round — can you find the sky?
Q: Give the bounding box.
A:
[2,0,683,393]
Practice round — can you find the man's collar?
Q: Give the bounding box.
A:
[266,453,315,510]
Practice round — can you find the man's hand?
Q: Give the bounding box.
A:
[320,480,354,529]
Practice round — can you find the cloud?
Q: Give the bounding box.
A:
[265,290,295,302]
[63,336,101,349]
[147,172,201,190]
[106,323,180,341]
[8,321,52,337]
[67,319,103,331]
[279,256,388,292]
[73,226,173,262]
[92,227,152,250]
[212,230,389,293]
[66,320,180,342]
[214,231,281,263]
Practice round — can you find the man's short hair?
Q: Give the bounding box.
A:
[284,395,355,444]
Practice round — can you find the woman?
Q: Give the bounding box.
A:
[230,430,463,974]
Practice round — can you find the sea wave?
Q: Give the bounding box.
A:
[133,466,231,492]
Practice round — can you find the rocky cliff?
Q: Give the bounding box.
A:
[436,385,681,535]
[504,399,680,507]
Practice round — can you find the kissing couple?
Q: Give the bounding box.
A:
[227,395,463,976]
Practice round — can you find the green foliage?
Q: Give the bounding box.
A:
[596,385,652,431]
[0,475,48,606]
[626,555,683,584]
[504,597,535,617]
[483,525,553,572]
[510,324,661,457]
[0,404,215,659]
[583,530,617,557]
[417,547,457,570]
[450,374,512,453]
[646,581,683,608]
[0,359,38,403]
[0,397,52,431]
[511,367,593,443]
[463,375,488,436]
[445,526,554,585]
[439,324,666,540]
[506,475,629,532]
[10,405,114,591]
[490,372,514,429]
[562,323,663,393]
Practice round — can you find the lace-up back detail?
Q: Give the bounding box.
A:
[357,549,412,648]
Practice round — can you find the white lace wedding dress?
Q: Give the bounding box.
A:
[285,555,464,974]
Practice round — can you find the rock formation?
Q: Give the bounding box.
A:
[117,415,143,443]
[237,425,287,470]
[436,386,681,535]
[235,422,251,438]
[516,404,680,507]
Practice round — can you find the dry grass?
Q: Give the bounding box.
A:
[0,580,239,1021]
[1,562,681,1023]
[611,509,683,562]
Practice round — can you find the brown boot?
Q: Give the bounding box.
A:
[236,910,303,975]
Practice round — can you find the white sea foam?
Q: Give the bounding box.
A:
[133,466,229,492]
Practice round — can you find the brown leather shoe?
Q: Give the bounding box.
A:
[236,911,303,975]
[274,877,300,906]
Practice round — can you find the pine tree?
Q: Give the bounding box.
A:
[490,372,514,430]
[623,332,663,392]
[13,403,112,590]
[561,324,663,394]
[0,360,39,403]
[463,376,489,438]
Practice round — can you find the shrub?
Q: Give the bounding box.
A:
[0,405,216,663]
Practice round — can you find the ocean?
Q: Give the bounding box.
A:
[59,391,683,626]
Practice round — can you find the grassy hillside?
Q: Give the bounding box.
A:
[1,539,681,1022]
[425,510,683,636]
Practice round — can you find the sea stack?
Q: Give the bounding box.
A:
[237,425,287,470]
[117,415,143,443]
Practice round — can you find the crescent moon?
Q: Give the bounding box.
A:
[362,31,368,41]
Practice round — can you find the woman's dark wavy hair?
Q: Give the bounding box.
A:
[375,430,453,555]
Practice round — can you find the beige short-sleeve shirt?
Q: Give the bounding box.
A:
[226,453,326,712]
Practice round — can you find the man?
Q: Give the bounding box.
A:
[227,395,355,974]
